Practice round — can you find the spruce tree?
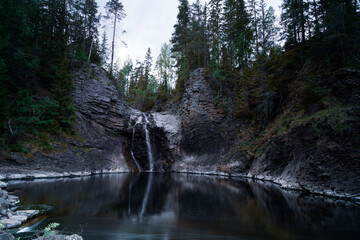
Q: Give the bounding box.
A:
[171,0,190,99]
[258,2,278,57]
[208,0,223,67]
[171,0,190,61]
[143,48,152,91]
[248,0,260,56]
[188,0,207,69]
[100,31,109,66]
[223,0,252,69]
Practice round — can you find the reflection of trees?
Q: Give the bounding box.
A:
[8,173,360,239]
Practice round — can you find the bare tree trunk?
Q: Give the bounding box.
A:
[253,0,258,55]
[313,0,319,34]
[300,0,306,43]
[88,34,94,62]
[111,11,117,76]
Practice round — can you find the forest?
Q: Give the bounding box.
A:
[0,0,359,152]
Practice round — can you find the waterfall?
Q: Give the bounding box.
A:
[130,116,142,172]
[143,113,154,171]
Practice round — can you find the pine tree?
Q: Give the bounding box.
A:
[105,0,125,76]
[82,0,100,62]
[280,0,309,48]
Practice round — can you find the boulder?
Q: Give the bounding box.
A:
[0,199,8,216]
[7,215,27,223]
[6,196,19,207]
[1,191,7,200]
[0,231,15,240]
[0,182,6,189]
[34,234,83,240]
[0,218,21,229]
[15,210,39,219]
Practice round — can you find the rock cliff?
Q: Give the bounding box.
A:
[170,69,243,173]
[171,68,360,200]
[0,63,132,178]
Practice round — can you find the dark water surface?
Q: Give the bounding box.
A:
[7,173,360,240]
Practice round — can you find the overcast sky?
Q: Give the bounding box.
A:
[96,0,282,68]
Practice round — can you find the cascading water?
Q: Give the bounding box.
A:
[130,116,143,172]
[143,113,154,171]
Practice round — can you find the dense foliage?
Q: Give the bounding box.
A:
[168,0,359,124]
[0,0,107,152]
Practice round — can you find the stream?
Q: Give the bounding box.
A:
[7,173,360,240]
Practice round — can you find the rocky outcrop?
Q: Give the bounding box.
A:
[34,234,83,240]
[245,104,360,199]
[0,62,131,178]
[171,69,243,173]
[0,180,39,230]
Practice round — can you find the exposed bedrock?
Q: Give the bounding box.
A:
[170,68,360,199]
[171,69,243,172]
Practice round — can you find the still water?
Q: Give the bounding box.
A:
[7,173,360,240]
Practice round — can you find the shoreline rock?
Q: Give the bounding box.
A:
[0,180,38,230]
[34,234,83,240]
[0,180,83,240]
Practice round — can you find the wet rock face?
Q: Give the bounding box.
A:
[172,69,241,172]
[129,113,176,171]
[152,112,181,170]
[131,121,149,170]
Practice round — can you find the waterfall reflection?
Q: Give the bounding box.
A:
[8,174,360,240]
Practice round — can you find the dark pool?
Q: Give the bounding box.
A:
[7,173,360,240]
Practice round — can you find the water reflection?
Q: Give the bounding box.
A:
[8,173,360,240]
